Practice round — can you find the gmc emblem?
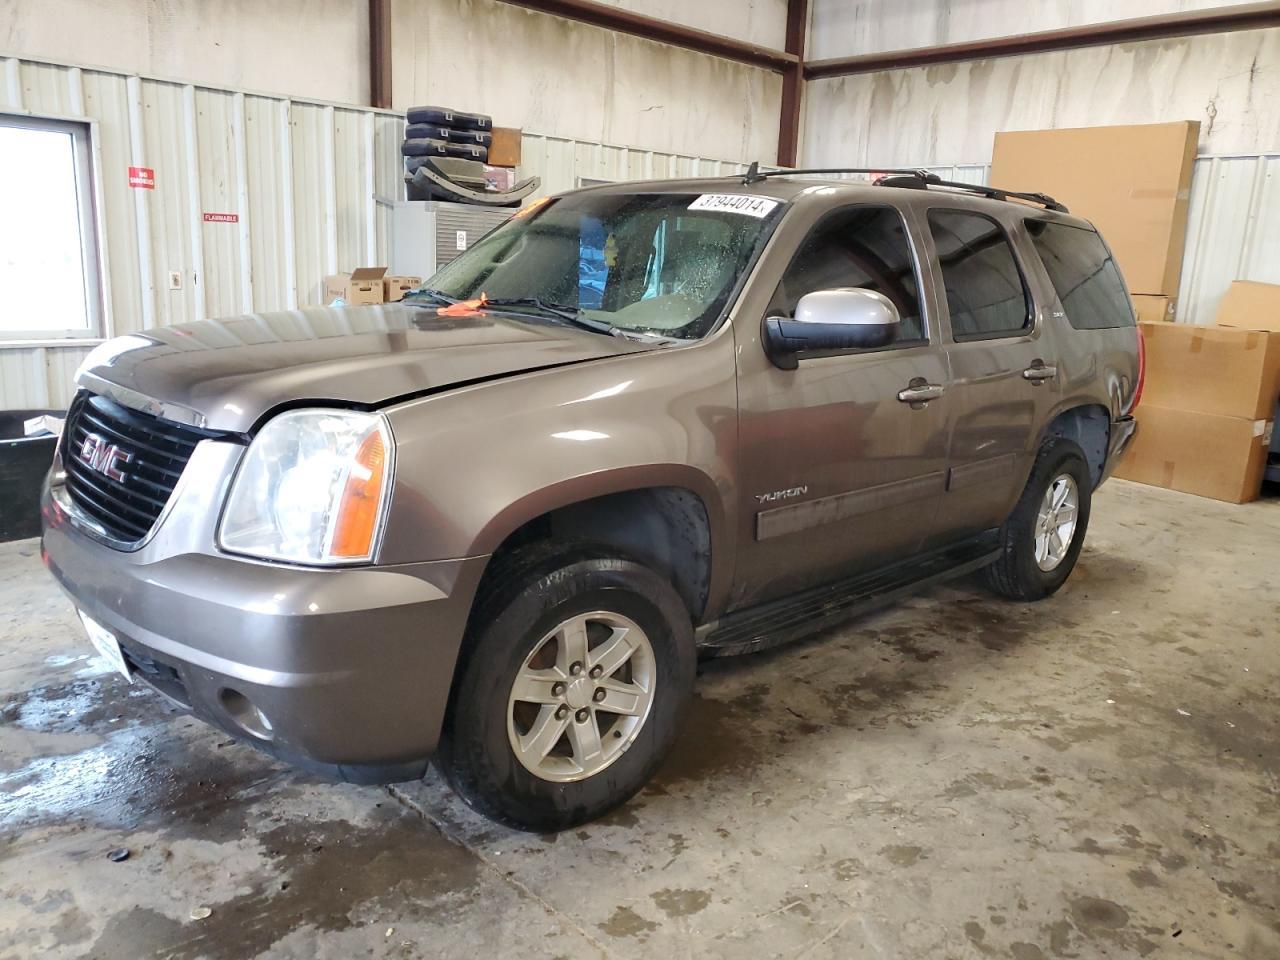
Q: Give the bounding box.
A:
[78,432,133,483]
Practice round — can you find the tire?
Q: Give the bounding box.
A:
[405,123,454,141]
[405,123,492,146]
[436,541,696,831]
[401,138,450,157]
[406,105,492,130]
[983,437,1092,601]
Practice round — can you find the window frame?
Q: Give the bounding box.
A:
[0,112,104,343]
[925,207,1035,344]
[765,202,932,360]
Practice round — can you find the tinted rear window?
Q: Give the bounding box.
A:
[1026,220,1134,329]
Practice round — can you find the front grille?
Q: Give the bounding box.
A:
[61,390,218,544]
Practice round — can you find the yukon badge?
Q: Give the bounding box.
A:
[78,432,133,483]
[756,485,808,504]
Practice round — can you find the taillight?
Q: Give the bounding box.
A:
[1130,325,1146,413]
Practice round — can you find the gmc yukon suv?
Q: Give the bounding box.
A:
[43,170,1141,830]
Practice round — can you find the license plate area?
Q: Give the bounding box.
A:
[79,611,132,682]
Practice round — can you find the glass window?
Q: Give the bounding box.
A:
[771,205,924,345]
[1026,219,1134,329]
[927,210,1030,340]
[428,191,784,340]
[0,115,101,340]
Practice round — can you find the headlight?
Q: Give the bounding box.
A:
[218,409,393,565]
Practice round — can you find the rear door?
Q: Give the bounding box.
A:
[917,206,1061,546]
[731,203,951,608]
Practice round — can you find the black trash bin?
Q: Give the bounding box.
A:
[1,410,61,542]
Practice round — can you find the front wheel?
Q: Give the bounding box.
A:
[984,438,1092,601]
[436,541,695,831]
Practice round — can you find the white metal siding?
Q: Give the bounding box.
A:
[0,55,754,410]
[1177,154,1280,326]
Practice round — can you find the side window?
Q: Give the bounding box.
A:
[1025,219,1135,329]
[927,210,1031,340]
[772,205,925,345]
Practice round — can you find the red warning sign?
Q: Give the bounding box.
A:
[128,166,154,189]
[202,212,239,223]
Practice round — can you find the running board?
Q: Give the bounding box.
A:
[697,531,1001,658]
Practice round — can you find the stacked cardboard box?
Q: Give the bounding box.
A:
[321,268,421,306]
[992,121,1199,321]
[1113,281,1280,503]
[324,267,387,305]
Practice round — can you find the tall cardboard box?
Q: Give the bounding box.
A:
[1214,280,1280,334]
[487,127,522,167]
[1138,321,1280,420]
[1112,405,1272,503]
[991,122,1199,296]
[1131,295,1173,324]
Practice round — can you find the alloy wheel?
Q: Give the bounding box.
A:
[1035,473,1079,572]
[506,611,656,782]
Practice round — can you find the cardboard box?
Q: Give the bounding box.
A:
[1214,280,1280,334]
[1113,404,1272,503]
[487,127,522,167]
[1138,320,1280,420]
[484,165,517,192]
[383,276,421,302]
[991,121,1199,297]
[1131,295,1173,324]
[322,267,387,305]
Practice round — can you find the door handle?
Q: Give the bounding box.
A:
[897,381,945,405]
[1022,361,1058,383]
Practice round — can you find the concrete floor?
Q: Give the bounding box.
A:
[1,479,1277,959]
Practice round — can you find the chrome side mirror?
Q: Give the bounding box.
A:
[764,288,901,369]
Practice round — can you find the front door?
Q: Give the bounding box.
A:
[731,204,951,609]
[917,207,1061,546]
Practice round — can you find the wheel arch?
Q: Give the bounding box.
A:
[471,466,727,623]
[1039,402,1111,488]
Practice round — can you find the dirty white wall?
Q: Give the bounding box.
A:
[803,27,1280,166]
[808,0,1249,59]
[390,0,782,161]
[802,20,1280,327]
[600,0,788,49]
[0,0,370,104]
[2,0,785,161]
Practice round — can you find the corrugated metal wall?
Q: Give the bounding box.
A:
[0,55,754,410]
[1177,154,1280,326]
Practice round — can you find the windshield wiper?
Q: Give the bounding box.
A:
[482,297,621,338]
[402,287,458,305]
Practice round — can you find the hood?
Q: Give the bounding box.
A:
[75,302,655,432]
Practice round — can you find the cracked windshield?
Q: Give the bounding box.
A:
[423,191,784,339]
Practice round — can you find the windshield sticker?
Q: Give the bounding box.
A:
[688,194,780,218]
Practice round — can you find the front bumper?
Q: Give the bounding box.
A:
[41,480,487,784]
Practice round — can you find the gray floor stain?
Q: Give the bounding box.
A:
[3,481,1279,958]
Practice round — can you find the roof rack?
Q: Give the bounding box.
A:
[740,162,1068,213]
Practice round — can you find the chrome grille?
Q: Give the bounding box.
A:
[61,391,218,544]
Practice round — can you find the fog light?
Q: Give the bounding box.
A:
[219,688,274,741]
